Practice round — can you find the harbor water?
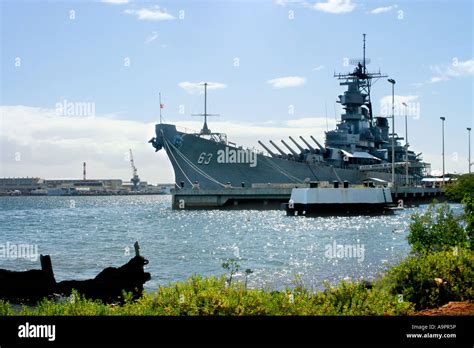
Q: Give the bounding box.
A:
[0,196,463,292]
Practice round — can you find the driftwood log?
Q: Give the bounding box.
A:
[0,255,56,302]
[0,242,150,303]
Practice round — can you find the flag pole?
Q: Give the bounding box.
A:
[159,92,162,124]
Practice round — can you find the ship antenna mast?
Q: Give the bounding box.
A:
[204,83,207,128]
[192,82,219,135]
[363,33,366,75]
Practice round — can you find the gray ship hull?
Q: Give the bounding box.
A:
[153,124,395,189]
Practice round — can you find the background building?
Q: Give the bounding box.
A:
[0,177,173,195]
[0,177,45,194]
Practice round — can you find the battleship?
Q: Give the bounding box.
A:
[149,35,430,189]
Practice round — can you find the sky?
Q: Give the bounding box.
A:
[0,0,472,184]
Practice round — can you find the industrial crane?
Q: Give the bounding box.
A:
[129,149,140,191]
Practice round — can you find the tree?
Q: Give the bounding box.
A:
[444,173,474,202]
[221,259,240,286]
[462,194,474,247]
[407,202,469,253]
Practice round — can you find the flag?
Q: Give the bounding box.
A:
[160,104,164,109]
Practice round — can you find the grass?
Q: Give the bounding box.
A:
[0,276,414,316]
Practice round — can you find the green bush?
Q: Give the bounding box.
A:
[0,300,14,316]
[444,173,474,201]
[2,276,413,316]
[119,276,413,316]
[407,202,470,253]
[383,248,474,310]
[19,291,117,316]
[463,195,474,244]
[310,281,414,316]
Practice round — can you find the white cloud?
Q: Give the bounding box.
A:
[267,76,306,88]
[275,0,355,14]
[379,95,419,106]
[313,0,355,14]
[411,82,424,88]
[312,65,325,71]
[422,152,469,176]
[286,117,336,128]
[275,0,307,6]
[145,31,159,44]
[124,6,175,21]
[102,0,129,4]
[430,76,447,83]
[429,59,474,83]
[370,5,397,14]
[178,81,227,94]
[0,105,174,183]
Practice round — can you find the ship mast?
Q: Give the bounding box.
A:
[363,33,366,75]
[192,82,219,135]
[203,83,208,132]
[334,34,387,122]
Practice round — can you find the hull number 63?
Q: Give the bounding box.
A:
[197,152,213,165]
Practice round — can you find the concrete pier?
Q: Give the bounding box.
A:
[391,187,444,203]
[171,185,444,210]
[172,187,294,209]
